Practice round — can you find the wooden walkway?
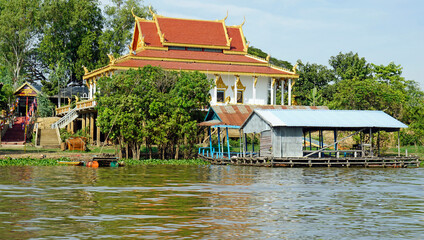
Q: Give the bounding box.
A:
[200,155,420,168]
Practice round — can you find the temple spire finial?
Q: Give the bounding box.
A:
[149,6,155,18]
[240,16,246,27]
[292,62,298,74]
[223,10,228,21]
[131,7,143,21]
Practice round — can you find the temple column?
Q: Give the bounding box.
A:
[233,75,238,104]
[214,75,218,104]
[70,119,75,134]
[281,79,285,105]
[89,80,93,99]
[271,78,276,105]
[253,76,257,104]
[82,113,86,130]
[96,117,101,146]
[288,78,292,106]
[90,113,94,145]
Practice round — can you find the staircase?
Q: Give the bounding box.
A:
[2,117,26,145]
[51,107,78,129]
[38,129,60,148]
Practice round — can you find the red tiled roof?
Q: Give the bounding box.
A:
[138,21,162,47]
[135,49,264,64]
[114,59,294,75]
[226,27,245,52]
[156,17,229,47]
[200,105,329,127]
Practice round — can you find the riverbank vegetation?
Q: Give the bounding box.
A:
[96,66,213,160]
[1,0,423,155]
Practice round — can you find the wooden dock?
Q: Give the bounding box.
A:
[200,155,420,168]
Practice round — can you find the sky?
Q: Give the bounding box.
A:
[104,0,424,88]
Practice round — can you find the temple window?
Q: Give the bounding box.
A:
[237,90,243,104]
[217,90,225,103]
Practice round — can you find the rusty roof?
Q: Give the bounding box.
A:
[200,105,329,127]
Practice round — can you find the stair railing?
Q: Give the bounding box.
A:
[51,107,78,129]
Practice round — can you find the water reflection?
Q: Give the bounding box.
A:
[0,166,423,239]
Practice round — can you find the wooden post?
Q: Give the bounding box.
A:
[370,128,373,157]
[377,130,380,156]
[90,113,94,145]
[244,133,247,157]
[251,133,254,157]
[398,131,400,157]
[334,130,338,158]
[309,131,312,150]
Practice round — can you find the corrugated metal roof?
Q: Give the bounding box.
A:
[203,105,329,127]
[250,109,408,130]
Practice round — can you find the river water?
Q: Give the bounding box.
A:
[0,165,423,239]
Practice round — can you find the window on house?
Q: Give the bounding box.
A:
[237,91,243,104]
[204,48,223,53]
[217,90,225,103]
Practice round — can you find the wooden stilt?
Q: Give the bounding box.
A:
[217,127,221,158]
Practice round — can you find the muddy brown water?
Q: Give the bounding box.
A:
[0,165,423,239]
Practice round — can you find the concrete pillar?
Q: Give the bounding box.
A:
[233,76,238,104]
[70,120,74,134]
[271,78,276,105]
[214,75,218,104]
[96,117,101,146]
[288,78,292,106]
[253,76,257,104]
[281,79,285,105]
[90,113,94,144]
[82,114,86,131]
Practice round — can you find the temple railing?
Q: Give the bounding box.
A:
[55,99,96,116]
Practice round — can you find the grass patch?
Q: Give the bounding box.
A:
[122,158,210,166]
[0,157,66,166]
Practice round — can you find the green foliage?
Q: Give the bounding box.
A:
[59,127,89,142]
[100,0,152,57]
[0,68,14,110]
[0,0,41,85]
[294,61,335,105]
[329,51,372,82]
[122,158,209,166]
[96,66,213,160]
[37,0,104,85]
[36,93,55,117]
[0,157,61,166]
[248,46,293,69]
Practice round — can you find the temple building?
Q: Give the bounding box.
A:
[54,10,299,144]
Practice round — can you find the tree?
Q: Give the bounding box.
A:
[0,0,41,86]
[329,51,372,82]
[100,0,152,57]
[293,60,335,105]
[37,93,55,117]
[248,46,293,70]
[37,0,104,86]
[96,66,212,160]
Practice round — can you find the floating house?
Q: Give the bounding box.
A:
[53,10,300,145]
[241,109,408,158]
[198,105,328,158]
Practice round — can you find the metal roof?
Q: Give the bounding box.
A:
[243,109,407,131]
[200,105,329,127]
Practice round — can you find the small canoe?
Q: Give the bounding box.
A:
[58,161,83,166]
